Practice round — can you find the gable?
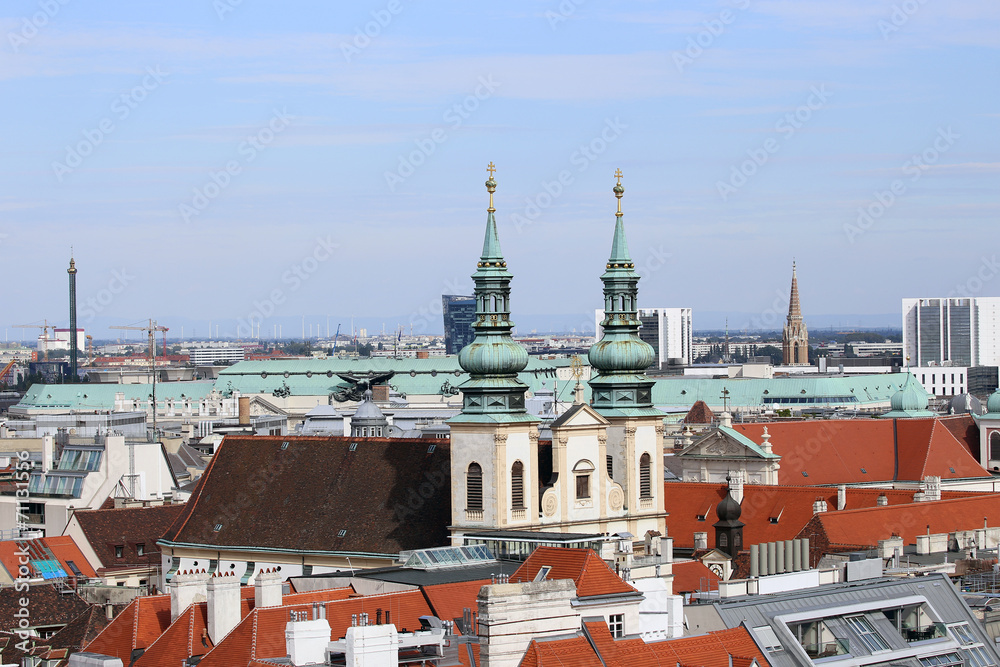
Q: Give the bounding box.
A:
[684,430,768,460]
[549,403,610,430]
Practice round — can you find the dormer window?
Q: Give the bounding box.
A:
[114,545,124,559]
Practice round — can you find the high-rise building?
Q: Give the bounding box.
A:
[594,307,693,368]
[442,294,476,354]
[782,262,809,365]
[902,297,1000,367]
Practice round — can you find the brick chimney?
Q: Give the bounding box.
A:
[372,383,390,402]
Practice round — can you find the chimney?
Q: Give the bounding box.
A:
[372,384,389,402]
[923,476,942,502]
[415,350,429,360]
[813,498,828,513]
[68,256,78,380]
[719,412,733,428]
[238,396,251,426]
[169,569,209,621]
[207,572,241,643]
[694,532,708,550]
[255,568,283,608]
[286,611,333,666]
[837,485,847,511]
[105,601,114,620]
[877,494,888,507]
[42,434,54,472]
[478,579,577,667]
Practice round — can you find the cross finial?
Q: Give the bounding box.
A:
[487,162,496,179]
[485,162,497,212]
[614,168,623,184]
[613,169,624,217]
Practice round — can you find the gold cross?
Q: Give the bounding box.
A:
[614,168,623,184]
[487,162,496,179]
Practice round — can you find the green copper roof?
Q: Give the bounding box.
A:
[15,381,216,411]
[480,211,504,263]
[607,216,633,266]
[883,372,935,418]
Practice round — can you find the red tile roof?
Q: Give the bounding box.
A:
[664,481,980,550]
[84,593,172,660]
[732,417,989,484]
[421,580,489,625]
[0,536,96,581]
[511,547,638,599]
[800,493,1000,551]
[684,401,716,424]
[671,560,720,594]
[72,503,186,569]
[519,624,768,667]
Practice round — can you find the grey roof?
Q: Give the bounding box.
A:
[713,573,999,667]
[351,560,520,587]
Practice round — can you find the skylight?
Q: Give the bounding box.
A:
[404,545,496,570]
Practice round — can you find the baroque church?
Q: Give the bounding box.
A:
[448,166,667,543]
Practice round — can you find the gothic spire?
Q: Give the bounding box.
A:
[788,261,801,321]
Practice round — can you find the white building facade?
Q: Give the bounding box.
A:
[596,307,693,368]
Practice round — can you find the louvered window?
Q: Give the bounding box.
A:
[606,455,613,479]
[511,461,524,509]
[639,453,652,498]
[467,463,483,511]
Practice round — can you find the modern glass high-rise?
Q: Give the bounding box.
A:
[903,297,1000,367]
[442,295,477,354]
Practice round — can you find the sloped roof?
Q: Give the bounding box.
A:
[511,547,638,599]
[684,400,715,424]
[664,481,980,550]
[73,503,186,569]
[0,584,91,633]
[672,560,721,594]
[421,580,490,625]
[84,593,172,660]
[0,536,96,581]
[801,493,1000,549]
[939,414,980,461]
[731,417,989,484]
[519,623,768,667]
[162,435,451,556]
[16,381,216,410]
[46,605,112,653]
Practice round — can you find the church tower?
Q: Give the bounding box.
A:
[551,170,666,538]
[448,165,539,541]
[782,262,809,365]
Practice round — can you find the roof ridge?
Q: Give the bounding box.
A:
[820,492,1000,517]
[920,418,938,478]
[165,439,228,541]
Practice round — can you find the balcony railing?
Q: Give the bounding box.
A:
[511,508,526,521]
[465,509,484,522]
[639,497,654,510]
[802,639,849,659]
[902,622,946,643]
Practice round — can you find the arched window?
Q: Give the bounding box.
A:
[639,453,652,499]
[511,461,524,509]
[991,432,1000,461]
[467,463,483,511]
[574,460,594,500]
[719,533,728,548]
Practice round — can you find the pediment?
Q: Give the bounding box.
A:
[249,396,288,417]
[550,403,611,431]
[682,430,763,459]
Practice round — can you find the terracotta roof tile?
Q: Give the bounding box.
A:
[511,547,638,598]
[162,436,451,556]
[73,503,186,569]
[665,481,981,549]
[0,536,96,582]
[732,417,988,484]
[46,605,111,652]
[0,584,91,633]
[672,560,720,594]
[84,593,172,660]
[421,580,489,625]
[685,401,716,424]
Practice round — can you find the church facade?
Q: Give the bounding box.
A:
[448,167,667,543]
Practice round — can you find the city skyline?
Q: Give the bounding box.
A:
[2,1,997,339]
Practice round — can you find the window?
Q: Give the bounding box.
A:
[920,654,964,667]
[990,432,1000,461]
[606,455,613,480]
[753,625,784,654]
[639,453,652,499]
[608,614,625,638]
[511,461,524,509]
[966,646,995,667]
[467,463,483,511]
[573,460,594,500]
[114,545,124,559]
[846,616,890,652]
[719,533,728,547]
[951,623,976,646]
[136,544,145,557]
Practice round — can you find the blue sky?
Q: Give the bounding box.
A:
[1,0,997,339]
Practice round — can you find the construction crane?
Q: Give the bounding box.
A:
[13,320,56,361]
[109,319,169,441]
[0,360,16,385]
[332,323,342,353]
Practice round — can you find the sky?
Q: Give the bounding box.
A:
[1,0,997,340]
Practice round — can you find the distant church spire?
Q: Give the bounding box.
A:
[450,164,536,423]
[782,261,809,365]
[587,170,659,417]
